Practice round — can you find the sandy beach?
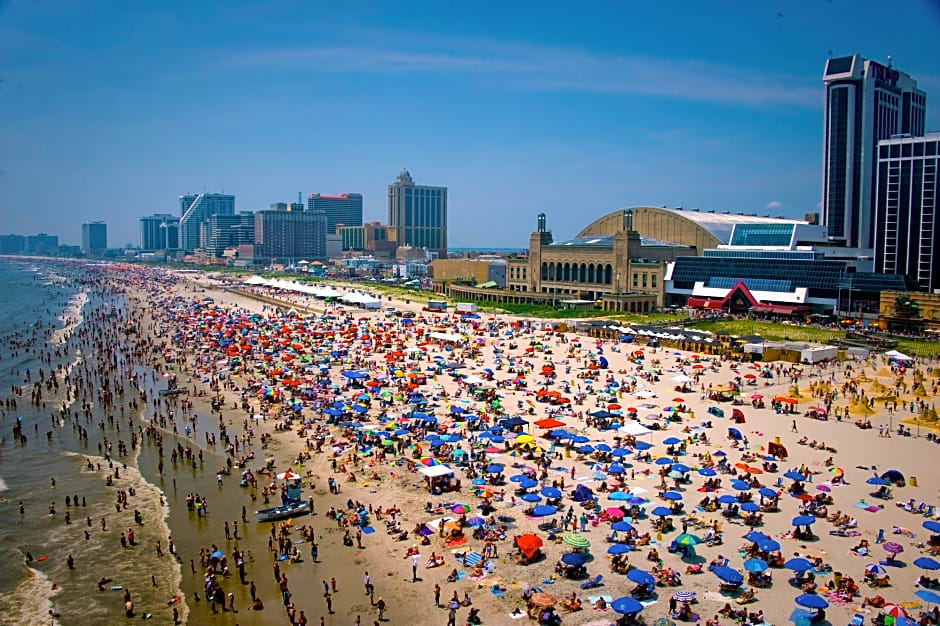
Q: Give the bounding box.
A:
[6,262,940,626]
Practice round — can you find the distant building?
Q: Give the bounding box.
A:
[202,212,255,257]
[179,193,235,252]
[81,221,108,256]
[430,258,507,288]
[821,54,927,248]
[338,221,396,256]
[874,133,940,292]
[140,214,179,250]
[387,170,447,257]
[270,202,288,212]
[253,209,327,263]
[0,234,26,254]
[308,193,363,233]
[26,233,58,255]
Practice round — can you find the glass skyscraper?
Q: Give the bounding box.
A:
[874,133,940,292]
[178,193,235,252]
[821,54,926,249]
[307,193,363,233]
[387,169,447,256]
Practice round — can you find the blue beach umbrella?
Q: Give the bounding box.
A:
[672,463,691,473]
[784,471,805,481]
[578,445,595,454]
[541,487,562,499]
[519,478,538,489]
[698,467,717,477]
[740,502,760,512]
[509,474,528,483]
[745,531,768,543]
[792,515,816,526]
[744,558,768,573]
[655,457,673,466]
[663,437,681,445]
[608,544,632,555]
[561,552,587,567]
[521,493,541,503]
[651,506,674,517]
[713,566,743,584]
[532,505,557,517]
[626,569,655,586]
[758,487,779,498]
[785,557,813,572]
[611,521,634,532]
[608,491,632,501]
[924,520,940,533]
[612,448,630,457]
[795,594,829,609]
[662,491,683,501]
[633,441,652,450]
[731,480,752,491]
[758,539,781,552]
[612,597,644,615]
[716,495,738,505]
[866,476,889,486]
[915,557,940,570]
[916,590,940,604]
[486,463,504,474]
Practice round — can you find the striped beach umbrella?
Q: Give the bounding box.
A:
[562,533,591,548]
[674,533,701,546]
[883,605,909,619]
[672,590,696,603]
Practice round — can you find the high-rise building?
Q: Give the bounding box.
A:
[81,221,108,255]
[140,214,180,250]
[253,209,327,263]
[179,193,235,251]
[874,133,940,292]
[26,233,58,255]
[307,193,363,233]
[0,234,26,254]
[387,169,447,257]
[202,212,255,257]
[822,54,927,249]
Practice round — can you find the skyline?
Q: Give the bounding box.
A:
[2,1,940,246]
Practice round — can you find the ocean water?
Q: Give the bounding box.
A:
[0,259,185,625]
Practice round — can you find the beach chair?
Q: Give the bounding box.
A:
[581,574,603,589]
[849,613,864,626]
[925,505,936,518]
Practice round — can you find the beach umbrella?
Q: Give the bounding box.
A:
[883,605,909,619]
[276,471,301,480]
[784,557,813,572]
[633,441,652,450]
[674,533,701,546]
[608,491,632,501]
[627,496,646,505]
[883,541,904,555]
[663,437,681,445]
[520,493,541,503]
[578,445,595,454]
[532,505,557,517]
[865,564,888,577]
[541,487,562,499]
[561,552,587,566]
[563,533,591,548]
[611,521,634,532]
[925,520,940,533]
[744,558,768,573]
[672,590,696,603]
[716,495,738,505]
[607,463,626,474]
[784,471,805,481]
[792,515,816,526]
[485,463,504,474]
[916,590,940,604]
[595,443,612,452]
[914,557,940,570]
[713,566,743,584]
[651,506,673,517]
[519,478,538,489]
[605,507,626,519]
[758,487,779,498]
[612,597,644,615]
[608,544,632,555]
[515,534,543,554]
[627,569,655,586]
[740,502,760,513]
[655,457,673,466]
[211,550,225,559]
[795,594,829,609]
[866,476,889,486]
[758,539,781,552]
[662,491,683,501]
[731,480,752,491]
[698,467,717,477]
[529,592,556,608]
[509,474,528,483]
[612,448,630,457]
[451,504,470,514]
[745,531,768,543]
[467,516,485,527]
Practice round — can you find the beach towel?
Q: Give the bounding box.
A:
[463,552,483,566]
[446,536,468,548]
[361,526,375,534]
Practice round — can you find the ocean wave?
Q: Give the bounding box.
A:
[0,557,62,626]
[51,290,88,346]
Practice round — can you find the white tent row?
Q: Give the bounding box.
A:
[241,276,345,299]
[428,331,465,343]
[341,292,381,309]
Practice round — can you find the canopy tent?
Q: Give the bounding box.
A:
[428,331,465,343]
[418,464,454,478]
[619,422,653,436]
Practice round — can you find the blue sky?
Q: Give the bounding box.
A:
[1,1,939,247]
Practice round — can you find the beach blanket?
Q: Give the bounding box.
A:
[856,501,882,512]
[462,552,483,566]
[361,526,376,534]
[446,536,468,548]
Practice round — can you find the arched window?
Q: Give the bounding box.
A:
[587,264,595,284]
[578,263,586,283]
[549,262,556,281]
[563,263,571,282]
[541,262,547,280]
[605,264,613,284]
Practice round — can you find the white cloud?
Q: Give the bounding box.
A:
[224,38,819,108]
[766,200,783,210]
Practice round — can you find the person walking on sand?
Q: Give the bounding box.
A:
[434,583,441,607]
[412,552,419,582]
[792,420,798,432]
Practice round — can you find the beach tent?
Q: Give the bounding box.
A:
[885,350,913,362]
[619,422,653,436]
[418,464,454,478]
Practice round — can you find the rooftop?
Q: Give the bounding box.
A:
[653,208,806,245]
[548,234,689,248]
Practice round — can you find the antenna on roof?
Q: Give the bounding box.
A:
[887,55,893,68]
